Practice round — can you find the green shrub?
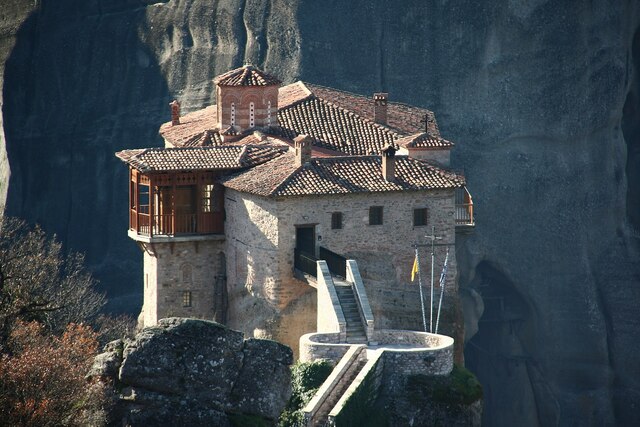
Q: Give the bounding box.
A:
[278,359,333,426]
[407,365,483,406]
[228,413,271,427]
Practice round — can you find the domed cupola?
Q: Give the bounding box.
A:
[213,65,281,133]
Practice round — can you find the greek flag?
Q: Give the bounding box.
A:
[438,249,450,288]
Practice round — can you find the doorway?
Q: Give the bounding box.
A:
[296,225,316,256]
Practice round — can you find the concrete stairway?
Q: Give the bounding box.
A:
[334,280,367,344]
[310,357,367,427]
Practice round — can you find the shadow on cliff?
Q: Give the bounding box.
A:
[623,25,640,246]
[2,0,172,313]
[463,261,543,426]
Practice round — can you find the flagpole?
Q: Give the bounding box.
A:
[435,248,450,334]
[430,226,435,333]
[415,247,428,333]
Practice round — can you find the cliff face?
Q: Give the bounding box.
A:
[1,0,640,425]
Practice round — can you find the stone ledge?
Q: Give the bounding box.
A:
[128,229,226,243]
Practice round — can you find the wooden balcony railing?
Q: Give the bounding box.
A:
[130,212,222,236]
[455,187,475,227]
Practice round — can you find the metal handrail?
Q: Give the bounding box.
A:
[295,249,318,277]
[319,246,347,278]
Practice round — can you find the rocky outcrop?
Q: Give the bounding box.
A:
[2,1,640,425]
[88,318,293,425]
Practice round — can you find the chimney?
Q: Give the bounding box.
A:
[170,100,181,126]
[381,143,397,181]
[294,134,313,167]
[373,92,388,125]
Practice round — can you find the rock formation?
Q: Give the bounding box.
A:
[88,317,293,425]
[2,1,640,425]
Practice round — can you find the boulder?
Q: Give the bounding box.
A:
[88,318,293,425]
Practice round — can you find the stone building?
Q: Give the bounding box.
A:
[116,65,474,355]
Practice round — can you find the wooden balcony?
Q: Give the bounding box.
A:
[128,169,224,240]
[131,212,221,237]
[455,186,475,229]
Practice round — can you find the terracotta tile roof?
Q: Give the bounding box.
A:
[396,132,454,149]
[222,153,464,197]
[276,96,400,156]
[159,106,218,147]
[115,145,287,173]
[213,65,281,87]
[304,83,440,136]
[278,81,313,108]
[159,81,444,153]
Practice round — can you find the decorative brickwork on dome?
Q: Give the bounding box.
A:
[222,153,465,197]
[213,65,282,87]
[116,145,287,172]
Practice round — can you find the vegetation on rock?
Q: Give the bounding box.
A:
[279,359,333,426]
[408,365,483,406]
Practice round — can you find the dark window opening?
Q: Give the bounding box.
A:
[130,181,136,209]
[414,208,428,226]
[331,212,343,229]
[138,184,150,214]
[369,206,383,225]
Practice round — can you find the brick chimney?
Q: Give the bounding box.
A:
[294,134,312,167]
[381,143,396,181]
[373,93,388,125]
[170,100,181,126]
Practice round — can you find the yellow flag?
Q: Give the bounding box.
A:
[411,254,419,282]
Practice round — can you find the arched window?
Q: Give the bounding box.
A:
[181,263,193,284]
[267,100,271,126]
[230,102,236,126]
[249,102,255,128]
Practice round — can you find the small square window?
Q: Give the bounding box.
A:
[369,206,383,225]
[413,208,428,226]
[331,212,343,230]
[182,291,192,307]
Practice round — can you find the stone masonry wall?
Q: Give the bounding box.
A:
[298,332,352,363]
[408,148,450,167]
[224,189,287,342]
[276,189,459,334]
[381,345,454,399]
[141,239,224,327]
[223,187,458,357]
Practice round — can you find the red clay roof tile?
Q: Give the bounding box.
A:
[222,153,464,197]
[213,65,281,87]
[115,145,287,173]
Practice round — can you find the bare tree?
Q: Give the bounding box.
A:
[0,217,105,344]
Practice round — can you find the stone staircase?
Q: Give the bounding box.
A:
[334,280,367,344]
[309,356,367,427]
